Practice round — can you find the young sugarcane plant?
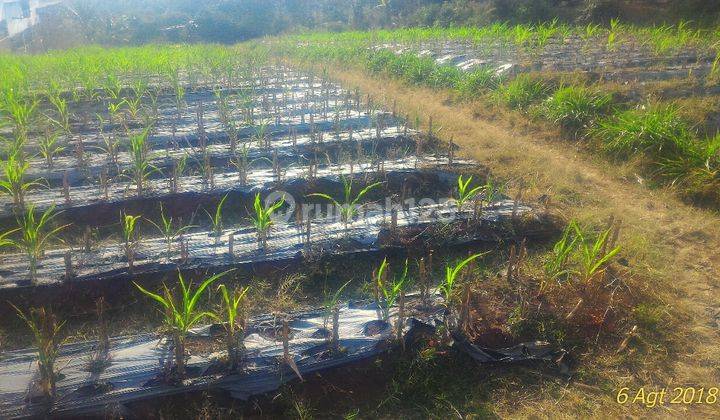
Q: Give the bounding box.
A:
[0,153,43,209]
[308,176,382,232]
[216,284,249,371]
[127,129,159,196]
[2,90,38,141]
[574,223,621,284]
[373,258,409,322]
[250,192,285,250]
[147,204,195,261]
[121,212,142,272]
[455,175,485,209]
[11,205,67,283]
[229,143,251,184]
[252,121,270,148]
[438,253,486,309]
[322,279,351,330]
[47,94,71,135]
[38,129,64,169]
[204,194,228,238]
[11,305,65,401]
[133,270,232,377]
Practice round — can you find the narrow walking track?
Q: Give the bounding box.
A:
[326,68,720,416]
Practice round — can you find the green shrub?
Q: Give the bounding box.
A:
[456,66,501,96]
[495,75,550,110]
[543,86,613,135]
[592,105,694,159]
[428,65,463,89]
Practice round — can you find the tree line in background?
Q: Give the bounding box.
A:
[6,0,720,51]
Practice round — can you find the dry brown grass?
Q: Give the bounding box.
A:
[321,67,720,417]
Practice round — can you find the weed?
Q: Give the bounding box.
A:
[456,67,500,97]
[592,105,694,159]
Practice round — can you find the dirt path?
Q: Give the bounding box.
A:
[327,69,720,416]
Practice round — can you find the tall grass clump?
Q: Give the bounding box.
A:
[495,75,550,110]
[592,105,694,159]
[654,134,720,202]
[428,65,463,89]
[543,86,613,135]
[456,67,501,97]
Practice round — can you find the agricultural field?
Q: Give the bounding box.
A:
[0,21,719,419]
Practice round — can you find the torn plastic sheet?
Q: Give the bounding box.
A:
[0,298,563,419]
[0,199,534,288]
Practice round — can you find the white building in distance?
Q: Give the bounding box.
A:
[0,0,60,38]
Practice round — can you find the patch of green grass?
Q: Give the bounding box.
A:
[543,86,614,135]
[456,66,502,96]
[495,75,550,110]
[428,65,463,89]
[591,105,695,159]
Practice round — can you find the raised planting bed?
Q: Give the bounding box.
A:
[0,155,467,223]
[0,296,563,419]
[373,37,715,82]
[0,198,552,289]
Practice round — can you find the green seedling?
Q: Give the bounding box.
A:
[216,284,250,370]
[204,194,228,237]
[250,192,285,249]
[0,153,43,208]
[438,253,486,307]
[147,204,195,260]
[455,175,484,209]
[11,205,67,283]
[374,258,410,322]
[127,129,159,196]
[322,279,351,329]
[121,212,142,271]
[47,94,71,134]
[574,224,621,283]
[12,305,65,400]
[308,176,382,231]
[134,270,232,376]
[38,130,65,169]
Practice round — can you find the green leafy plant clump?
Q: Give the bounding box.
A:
[494,75,551,110]
[592,105,695,159]
[134,270,232,376]
[543,86,613,135]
